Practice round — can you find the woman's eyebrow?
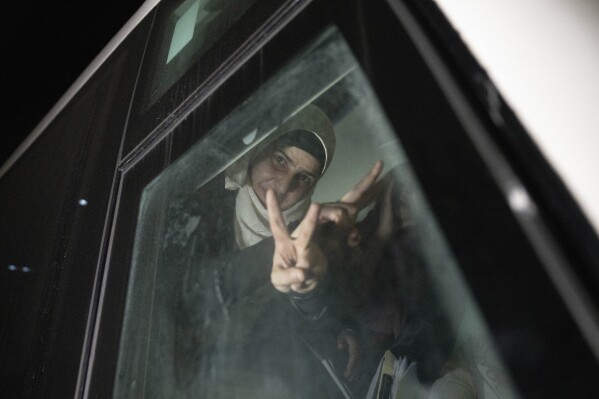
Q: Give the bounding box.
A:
[280,149,295,167]
[301,170,317,179]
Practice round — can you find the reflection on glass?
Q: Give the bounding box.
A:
[144,0,259,109]
[167,0,201,63]
[115,27,519,398]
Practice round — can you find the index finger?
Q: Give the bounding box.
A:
[295,203,320,250]
[340,160,383,204]
[266,189,290,244]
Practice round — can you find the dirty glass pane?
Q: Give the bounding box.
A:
[114,27,520,398]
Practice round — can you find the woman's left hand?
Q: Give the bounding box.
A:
[267,189,328,294]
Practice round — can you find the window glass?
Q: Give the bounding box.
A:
[167,0,201,63]
[144,0,259,110]
[114,27,519,398]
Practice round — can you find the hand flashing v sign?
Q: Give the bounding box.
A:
[267,161,384,294]
[267,190,327,294]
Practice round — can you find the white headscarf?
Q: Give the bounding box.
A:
[225,105,336,249]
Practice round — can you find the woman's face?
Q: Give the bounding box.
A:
[250,145,322,211]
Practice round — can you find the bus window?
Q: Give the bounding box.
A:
[113,27,519,398]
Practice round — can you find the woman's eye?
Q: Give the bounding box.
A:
[299,174,312,185]
[274,154,286,168]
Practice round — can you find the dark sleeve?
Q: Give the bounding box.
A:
[220,238,275,302]
[390,229,454,383]
[182,236,331,323]
[287,278,331,322]
[182,237,275,313]
[174,244,273,390]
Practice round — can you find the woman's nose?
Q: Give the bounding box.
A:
[274,174,294,196]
